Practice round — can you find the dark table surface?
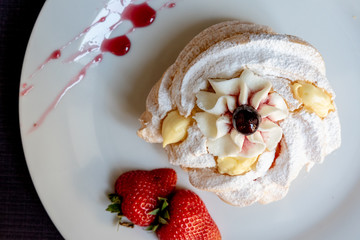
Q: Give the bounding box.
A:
[0,0,63,239]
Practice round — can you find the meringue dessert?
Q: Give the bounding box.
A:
[137,21,341,207]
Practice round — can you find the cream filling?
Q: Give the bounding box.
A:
[162,110,192,147]
[217,156,258,176]
[291,81,335,118]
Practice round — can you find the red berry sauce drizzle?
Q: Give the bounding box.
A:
[22,0,177,133]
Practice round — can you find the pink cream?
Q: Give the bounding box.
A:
[22,0,177,132]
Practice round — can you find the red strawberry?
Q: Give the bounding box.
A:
[156,189,221,240]
[107,168,177,227]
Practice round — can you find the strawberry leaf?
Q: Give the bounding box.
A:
[149,208,160,215]
[108,193,121,204]
[158,216,168,225]
[145,196,171,231]
[163,210,170,220]
[146,224,159,232]
[106,203,121,213]
[152,224,159,232]
[106,193,134,228]
[161,199,168,211]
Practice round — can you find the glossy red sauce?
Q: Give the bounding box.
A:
[28,54,103,133]
[101,35,131,56]
[22,0,177,132]
[122,2,156,28]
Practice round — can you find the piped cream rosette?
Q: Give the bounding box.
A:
[194,69,288,160]
[137,21,341,206]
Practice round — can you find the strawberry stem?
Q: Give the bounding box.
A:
[106,193,134,228]
[119,221,134,228]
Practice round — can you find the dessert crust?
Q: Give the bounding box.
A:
[137,21,341,206]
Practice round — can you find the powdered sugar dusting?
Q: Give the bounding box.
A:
[137,21,341,206]
[165,124,216,168]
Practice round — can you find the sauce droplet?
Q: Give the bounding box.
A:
[101,35,131,56]
[28,54,103,133]
[167,3,176,8]
[50,49,61,60]
[24,0,178,133]
[123,2,156,28]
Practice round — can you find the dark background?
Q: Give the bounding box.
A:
[0,0,63,239]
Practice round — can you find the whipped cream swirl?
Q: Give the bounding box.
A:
[137,21,341,207]
[195,69,288,159]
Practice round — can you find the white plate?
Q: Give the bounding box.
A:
[20,0,360,239]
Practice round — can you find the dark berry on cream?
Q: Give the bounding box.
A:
[232,105,261,135]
